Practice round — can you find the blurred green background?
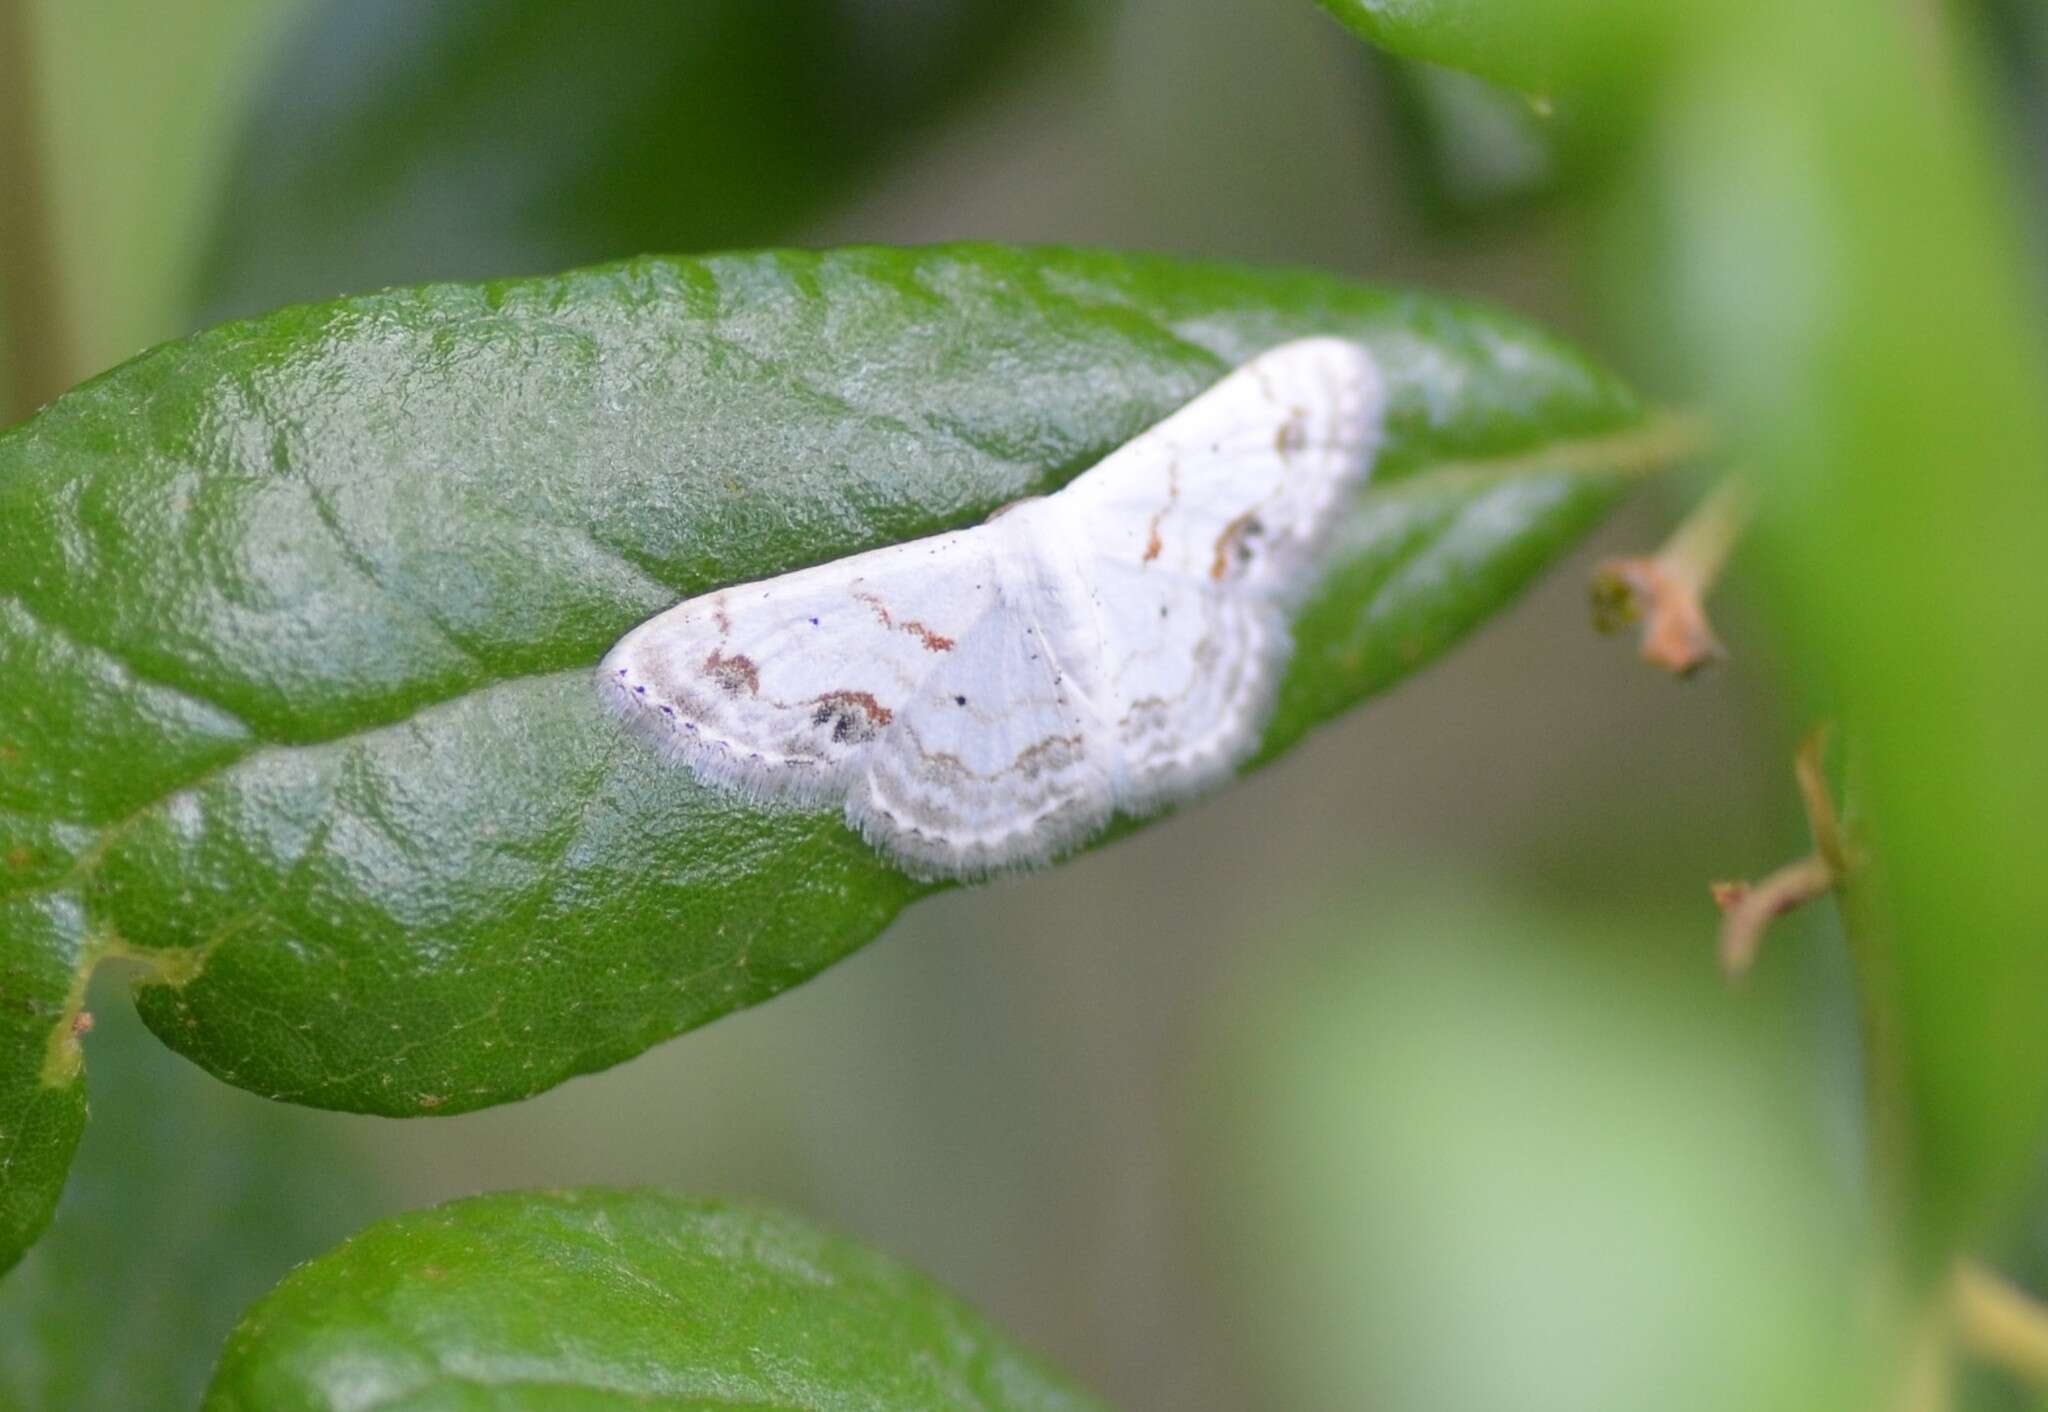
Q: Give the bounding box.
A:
[4,0,2041,1407]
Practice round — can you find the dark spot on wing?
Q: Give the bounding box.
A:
[1210,512,1266,581]
[811,690,893,744]
[703,649,760,696]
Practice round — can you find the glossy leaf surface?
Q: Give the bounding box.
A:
[204,1189,1104,1411]
[0,245,1653,1267]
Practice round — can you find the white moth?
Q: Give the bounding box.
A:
[600,337,1387,880]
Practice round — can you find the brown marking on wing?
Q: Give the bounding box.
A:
[811,690,894,744]
[1013,733,1087,780]
[852,589,894,629]
[1275,408,1308,459]
[702,649,760,696]
[1210,512,1264,581]
[904,621,954,652]
[853,588,952,651]
[820,690,892,723]
[1142,462,1181,565]
[712,596,732,635]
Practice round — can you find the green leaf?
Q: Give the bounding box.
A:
[1313,0,1548,94]
[1322,0,2048,1258]
[1378,56,1562,224]
[0,990,393,1409]
[1647,2,2048,1253]
[197,0,1081,321]
[0,245,1660,1267]
[203,1188,1104,1411]
[0,892,86,1287]
[1308,0,1679,136]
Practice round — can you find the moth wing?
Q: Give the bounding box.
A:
[1078,561,1289,813]
[848,590,1116,879]
[1062,336,1384,593]
[600,337,1386,876]
[600,529,1004,800]
[1055,337,1385,807]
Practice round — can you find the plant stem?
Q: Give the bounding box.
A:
[1839,834,1915,1253]
[1447,407,1713,481]
[1950,1261,2048,1386]
[1799,730,1915,1246]
[1712,852,1833,978]
[1713,730,1916,1267]
[1661,475,1752,596]
[0,0,73,420]
[1592,472,1750,675]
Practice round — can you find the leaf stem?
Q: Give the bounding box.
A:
[1425,408,1713,484]
[1660,474,1752,596]
[0,0,72,420]
[39,931,215,1087]
[1592,473,1752,675]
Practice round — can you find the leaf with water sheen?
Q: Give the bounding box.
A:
[0,244,1663,1269]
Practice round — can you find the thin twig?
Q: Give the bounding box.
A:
[1593,474,1752,676]
[1794,724,1852,874]
[1711,728,1841,979]
[1951,1260,2048,1387]
[1712,853,1834,978]
[1717,728,1915,1252]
